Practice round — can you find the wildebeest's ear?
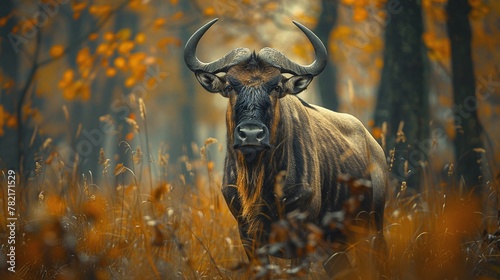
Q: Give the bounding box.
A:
[284,75,313,95]
[195,71,225,94]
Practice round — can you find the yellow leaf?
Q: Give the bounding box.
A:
[116,28,132,41]
[11,24,19,34]
[375,57,383,69]
[341,0,356,5]
[106,67,117,77]
[125,76,136,88]
[144,56,157,65]
[331,25,352,40]
[292,43,312,61]
[367,119,375,128]
[104,32,114,41]
[96,43,108,54]
[371,127,382,140]
[50,45,65,58]
[157,37,182,50]
[114,57,127,70]
[0,15,11,27]
[126,132,135,141]
[76,47,91,66]
[105,46,115,57]
[172,11,183,20]
[114,163,126,176]
[135,33,146,44]
[129,52,147,68]
[207,161,215,172]
[3,80,14,89]
[63,69,74,81]
[88,33,99,41]
[6,114,17,129]
[72,2,87,19]
[118,41,135,54]
[353,7,368,22]
[89,4,112,18]
[59,69,74,88]
[101,58,109,68]
[264,2,278,11]
[63,87,76,100]
[154,18,167,29]
[353,0,368,6]
[80,84,91,101]
[72,2,87,11]
[131,65,147,82]
[203,7,216,16]
[422,32,436,48]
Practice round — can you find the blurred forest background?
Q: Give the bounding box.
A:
[0,0,500,279]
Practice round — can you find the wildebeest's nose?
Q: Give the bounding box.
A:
[234,122,270,149]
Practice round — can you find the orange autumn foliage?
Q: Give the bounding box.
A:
[50,45,65,58]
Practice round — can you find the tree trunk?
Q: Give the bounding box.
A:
[446,0,484,190]
[313,0,339,111]
[0,0,19,171]
[374,0,428,190]
[174,1,200,163]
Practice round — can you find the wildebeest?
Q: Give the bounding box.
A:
[184,18,387,274]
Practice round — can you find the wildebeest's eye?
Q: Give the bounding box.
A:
[273,86,282,94]
[225,85,233,93]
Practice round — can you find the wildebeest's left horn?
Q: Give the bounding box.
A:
[184,18,251,74]
[258,21,327,76]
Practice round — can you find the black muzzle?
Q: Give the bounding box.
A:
[233,121,271,161]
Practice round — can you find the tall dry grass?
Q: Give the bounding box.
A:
[1,102,499,279]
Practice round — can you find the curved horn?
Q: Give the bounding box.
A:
[258,21,327,76]
[184,18,251,74]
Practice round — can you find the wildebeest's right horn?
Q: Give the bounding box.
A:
[258,21,327,76]
[184,18,251,74]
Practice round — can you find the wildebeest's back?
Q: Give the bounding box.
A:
[283,96,387,230]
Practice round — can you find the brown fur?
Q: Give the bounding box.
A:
[227,63,280,87]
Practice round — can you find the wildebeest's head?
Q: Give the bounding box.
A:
[184,19,327,162]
